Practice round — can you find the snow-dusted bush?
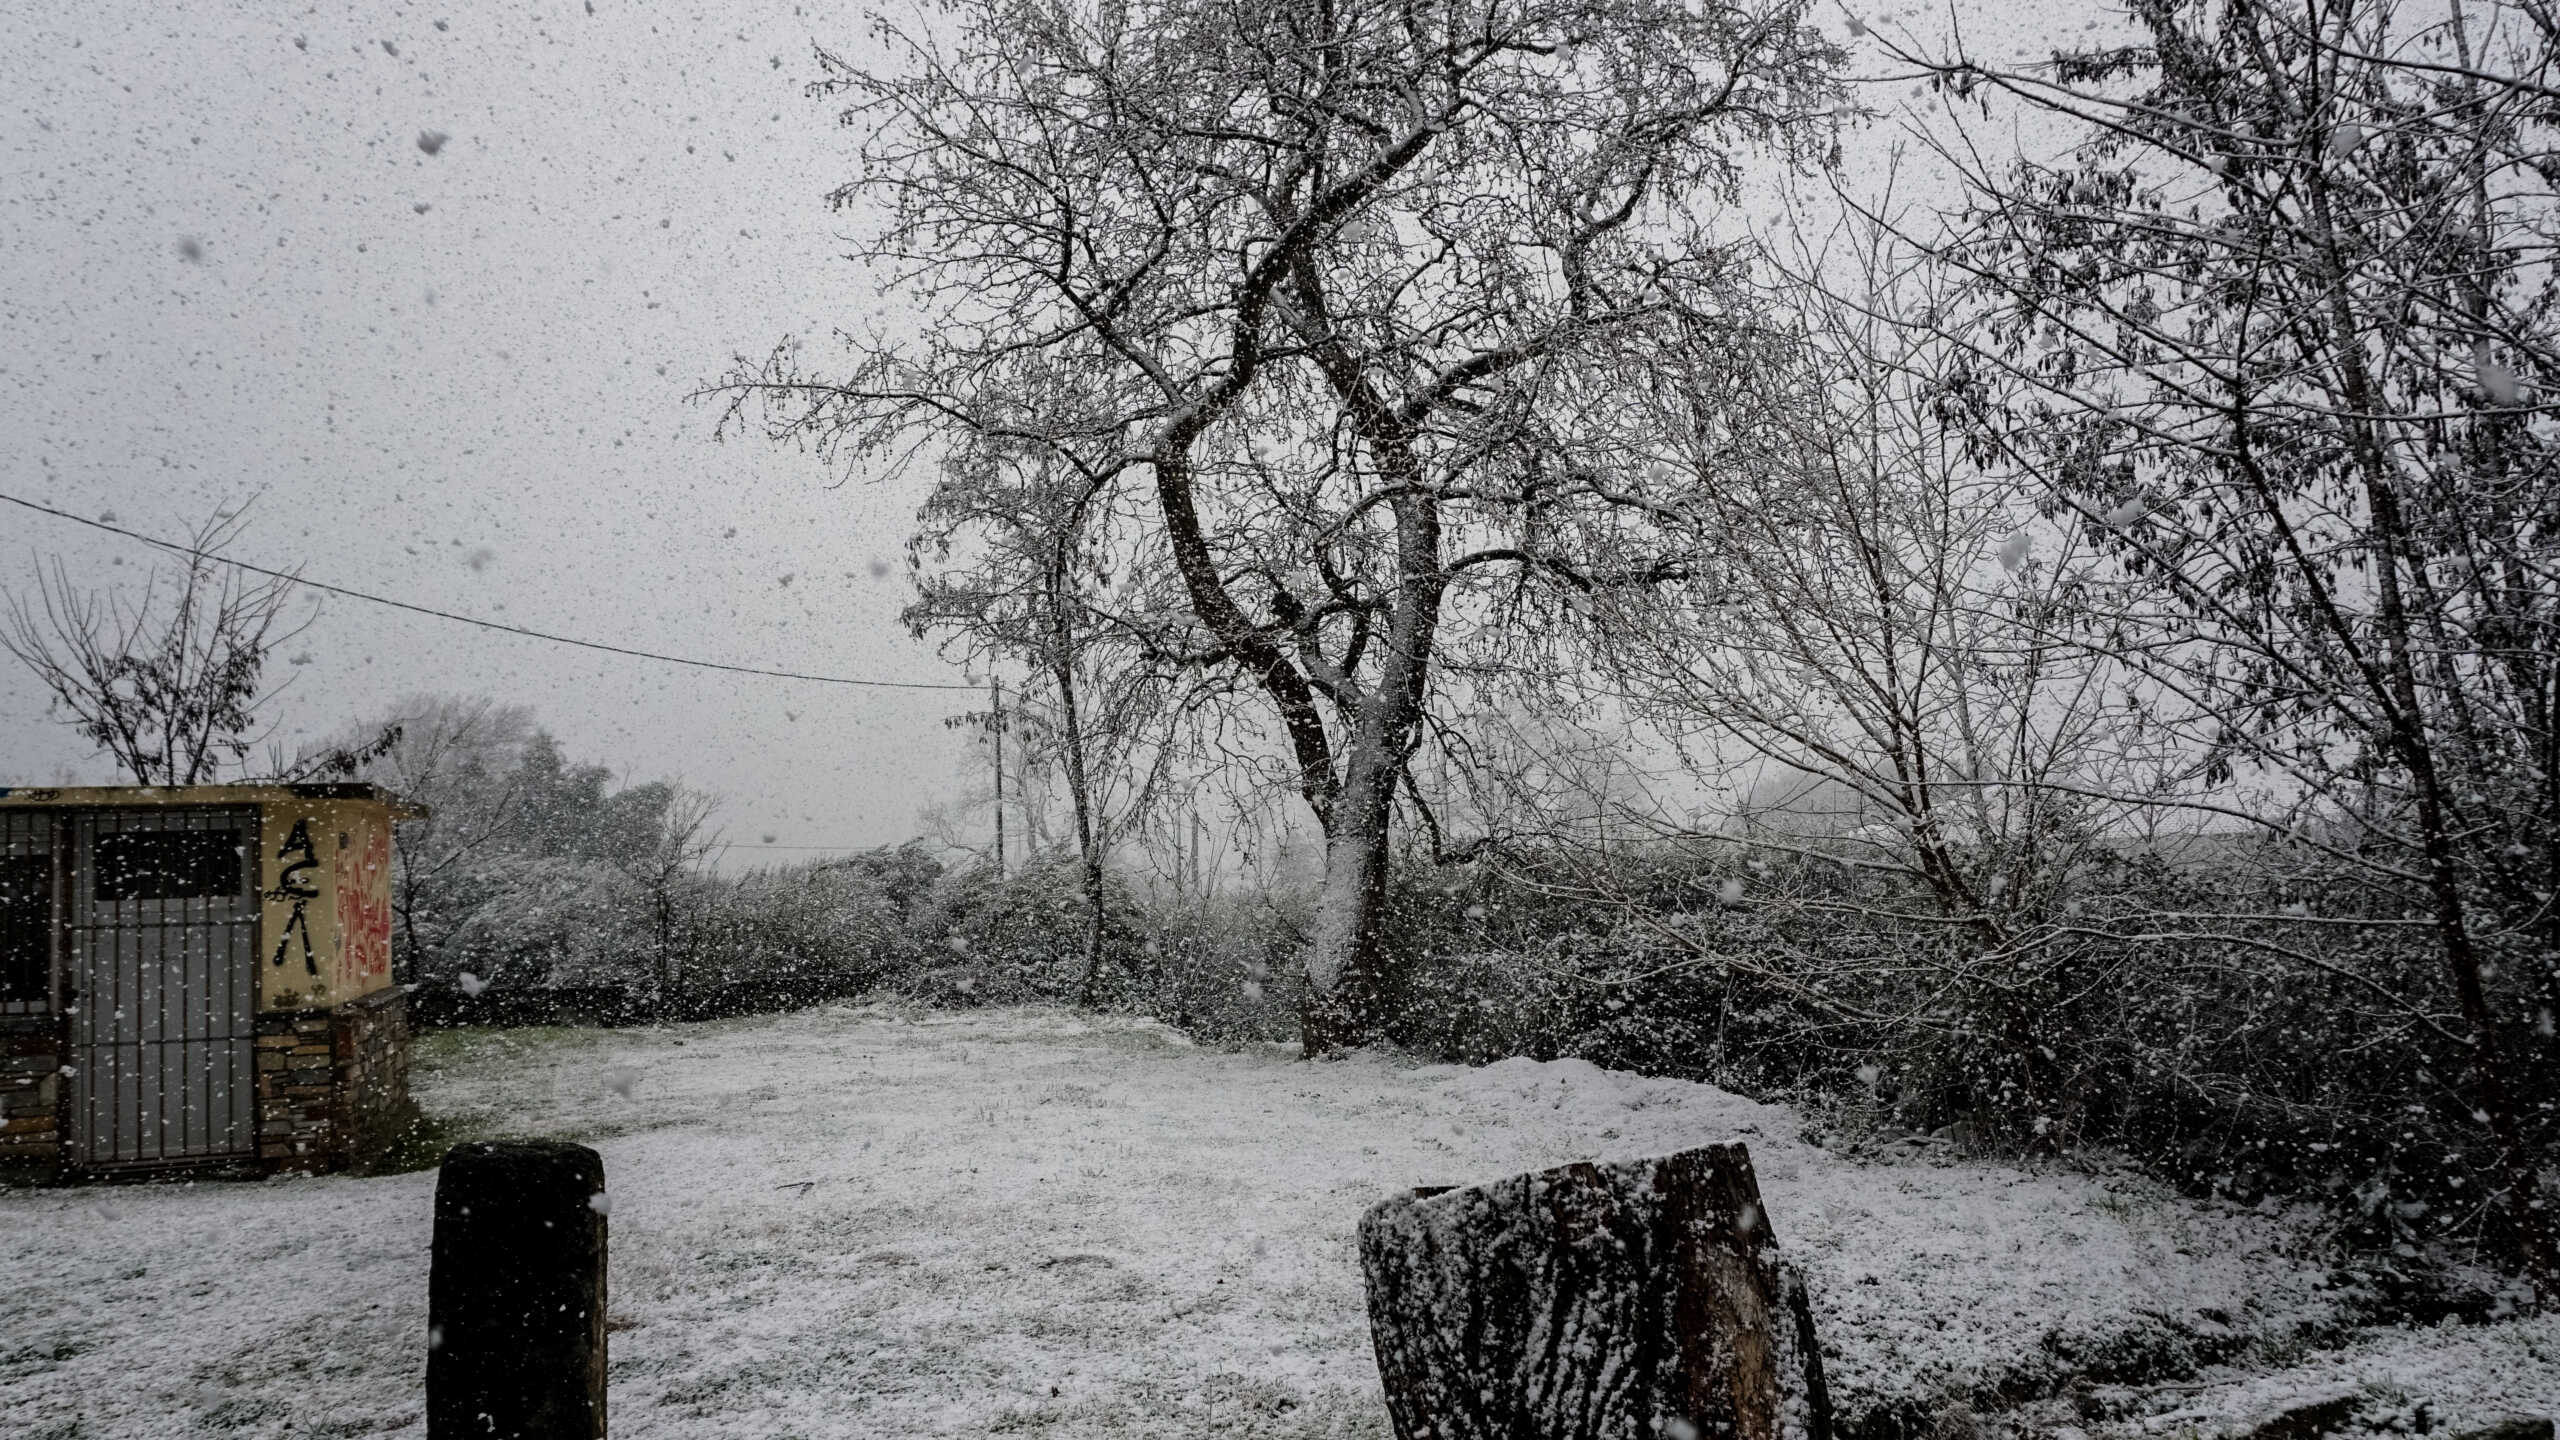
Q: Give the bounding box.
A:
[434,855,649,994]
[1359,839,2558,1297]
[1126,889,1307,1047]
[900,853,1147,1006]
[666,847,943,1017]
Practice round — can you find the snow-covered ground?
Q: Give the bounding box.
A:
[2,1003,2551,1438]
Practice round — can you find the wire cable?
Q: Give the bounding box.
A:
[0,489,981,692]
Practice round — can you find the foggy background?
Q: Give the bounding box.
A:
[0,0,2069,859]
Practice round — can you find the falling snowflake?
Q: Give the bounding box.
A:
[457,972,487,997]
[417,130,450,156]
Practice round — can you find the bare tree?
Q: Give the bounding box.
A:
[1899,0,2560,1292]
[1543,215,2211,1139]
[719,0,1845,1047]
[344,695,539,983]
[906,442,1231,1003]
[3,508,312,786]
[1609,220,2179,935]
[621,784,723,1003]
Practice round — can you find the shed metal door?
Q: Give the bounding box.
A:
[66,808,258,1167]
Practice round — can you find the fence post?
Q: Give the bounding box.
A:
[428,1140,609,1439]
[1357,1143,1829,1440]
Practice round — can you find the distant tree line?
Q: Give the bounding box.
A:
[328,695,943,1022]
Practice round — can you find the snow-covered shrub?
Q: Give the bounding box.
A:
[903,853,1147,1006]
[435,855,649,994]
[667,849,942,1017]
[1128,889,1306,1046]
[1356,838,2558,1295]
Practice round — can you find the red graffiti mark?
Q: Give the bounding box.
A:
[333,824,393,992]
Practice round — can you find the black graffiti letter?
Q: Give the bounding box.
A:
[268,817,321,976]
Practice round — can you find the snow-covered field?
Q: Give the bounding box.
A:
[2,1003,2552,1438]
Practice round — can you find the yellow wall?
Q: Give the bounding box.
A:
[255,799,397,1011]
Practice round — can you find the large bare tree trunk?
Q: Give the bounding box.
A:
[1302,740,1398,1053]
[1300,483,1443,1055]
[1358,1144,1831,1440]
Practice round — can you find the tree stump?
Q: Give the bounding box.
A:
[427,1141,609,1439]
[1357,1143,1829,1440]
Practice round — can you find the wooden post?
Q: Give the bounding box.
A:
[428,1141,608,1439]
[991,677,1006,879]
[1357,1143,1829,1440]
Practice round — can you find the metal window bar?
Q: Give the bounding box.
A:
[0,810,54,1016]
[66,808,258,1167]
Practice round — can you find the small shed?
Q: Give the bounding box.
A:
[0,783,419,1180]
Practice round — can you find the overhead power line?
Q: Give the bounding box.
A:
[0,489,980,692]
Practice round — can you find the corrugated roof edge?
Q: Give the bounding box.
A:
[0,783,427,818]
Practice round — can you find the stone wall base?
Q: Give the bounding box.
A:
[0,1016,62,1183]
[254,987,413,1174]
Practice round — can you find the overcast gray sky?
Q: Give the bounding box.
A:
[0,0,989,857]
[0,0,2084,859]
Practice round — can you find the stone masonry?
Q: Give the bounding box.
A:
[332,985,413,1171]
[0,1016,61,1181]
[253,985,413,1173]
[254,1009,338,1170]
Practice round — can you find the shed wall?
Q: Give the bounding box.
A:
[256,798,396,1012]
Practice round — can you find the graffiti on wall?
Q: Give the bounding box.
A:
[333,823,392,992]
[268,817,321,976]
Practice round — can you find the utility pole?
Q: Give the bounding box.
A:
[991,677,1006,879]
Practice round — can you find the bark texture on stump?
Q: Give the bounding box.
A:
[428,1140,608,1440]
[1357,1143,1829,1440]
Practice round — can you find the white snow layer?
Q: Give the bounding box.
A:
[1,1003,2550,1438]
